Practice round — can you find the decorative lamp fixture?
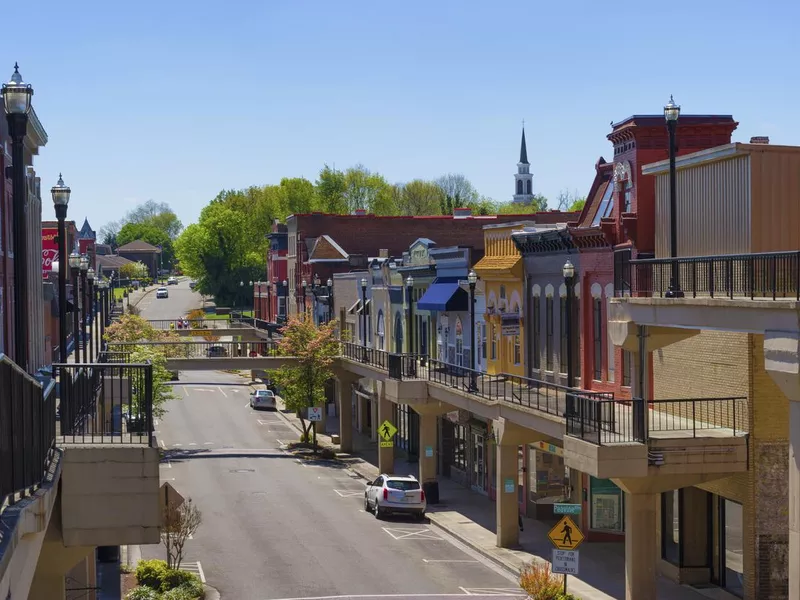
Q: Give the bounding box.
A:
[87,268,95,281]
[51,173,71,207]
[562,260,575,279]
[405,275,414,288]
[79,255,89,271]
[1,63,33,115]
[664,95,680,122]
[69,252,81,269]
[467,270,478,285]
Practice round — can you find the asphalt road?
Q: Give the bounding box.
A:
[137,278,203,321]
[139,291,525,600]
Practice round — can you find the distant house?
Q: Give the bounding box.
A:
[95,254,133,281]
[116,240,162,279]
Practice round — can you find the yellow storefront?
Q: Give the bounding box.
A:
[473,222,528,377]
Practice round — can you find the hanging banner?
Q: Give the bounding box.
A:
[42,228,59,278]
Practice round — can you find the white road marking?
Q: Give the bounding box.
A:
[154,419,159,426]
[173,443,182,447]
[334,489,363,497]
[197,562,206,583]
[161,477,176,481]
[265,595,522,600]
[204,441,214,445]
[244,402,250,408]
[216,386,228,397]
[160,461,172,469]
[382,527,441,541]
[423,559,478,563]
[459,589,524,597]
[189,442,197,446]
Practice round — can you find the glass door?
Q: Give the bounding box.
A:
[471,432,485,493]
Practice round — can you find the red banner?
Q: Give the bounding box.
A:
[42,228,59,278]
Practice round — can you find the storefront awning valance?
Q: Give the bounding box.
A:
[416,278,468,312]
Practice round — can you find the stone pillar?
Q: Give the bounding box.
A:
[377,387,394,474]
[680,487,710,576]
[496,442,519,548]
[418,412,437,484]
[336,374,355,453]
[625,492,658,600]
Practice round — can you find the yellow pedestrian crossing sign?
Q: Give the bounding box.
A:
[548,516,584,551]
[378,420,397,442]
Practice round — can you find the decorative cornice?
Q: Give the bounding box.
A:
[570,227,611,250]
[513,228,576,255]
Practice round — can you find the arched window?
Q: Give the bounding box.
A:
[516,180,523,195]
[376,310,385,350]
[499,285,507,310]
[394,311,404,353]
[491,324,498,360]
[526,180,532,195]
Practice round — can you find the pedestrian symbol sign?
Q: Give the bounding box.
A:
[378,420,397,442]
[547,516,584,551]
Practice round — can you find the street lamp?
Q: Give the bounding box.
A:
[664,95,683,298]
[360,277,368,362]
[3,64,33,370]
[87,268,96,363]
[563,260,576,418]
[79,256,89,363]
[281,280,288,323]
[405,275,415,356]
[52,174,71,364]
[301,279,308,313]
[97,279,108,350]
[69,253,81,362]
[468,270,478,392]
[326,278,334,323]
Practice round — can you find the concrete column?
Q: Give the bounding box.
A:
[625,492,658,600]
[377,389,394,474]
[65,555,91,600]
[418,412,437,484]
[336,375,354,453]
[496,442,519,548]
[680,487,710,573]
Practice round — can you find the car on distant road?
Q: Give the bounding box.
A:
[249,389,276,410]
[156,287,169,299]
[364,474,426,520]
[167,276,178,285]
[206,345,228,357]
[189,281,197,290]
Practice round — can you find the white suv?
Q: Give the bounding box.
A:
[364,474,426,520]
[156,287,169,299]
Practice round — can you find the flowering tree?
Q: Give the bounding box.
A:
[270,314,339,448]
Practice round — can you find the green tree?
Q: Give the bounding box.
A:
[396,180,445,216]
[343,165,391,214]
[117,222,176,268]
[270,315,339,449]
[435,173,479,215]
[316,165,347,214]
[568,197,586,211]
[128,345,176,419]
[125,200,183,239]
[119,261,149,281]
[495,193,548,214]
[280,177,318,215]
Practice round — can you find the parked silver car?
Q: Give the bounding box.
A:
[249,389,276,410]
[364,474,426,520]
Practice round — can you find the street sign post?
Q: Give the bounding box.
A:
[551,549,579,575]
[547,515,584,595]
[378,420,397,448]
[308,407,322,422]
[553,503,582,515]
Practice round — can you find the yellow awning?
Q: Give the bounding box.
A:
[473,255,521,274]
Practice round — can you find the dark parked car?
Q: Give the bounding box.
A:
[206,345,228,358]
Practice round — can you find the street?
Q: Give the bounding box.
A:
[135,277,202,320]
[138,287,525,599]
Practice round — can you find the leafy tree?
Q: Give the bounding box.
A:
[496,193,548,214]
[99,220,121,249]
[270,315,339,448]
[556,189,584,212]
[342,165,391,214]
[396,180,445,216]
[125,200,183,239]
[128,345,176,418]
[119,261,149,281]
[568,197,586,211]
[117,222,176,267]
[104,314,178,345]
[162,498,202,570]
[280,177,318,215]
[435,173,479,215]
[316,165,347,214]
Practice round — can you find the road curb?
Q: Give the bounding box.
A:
[131,286,157,308]
[203,584,221,599]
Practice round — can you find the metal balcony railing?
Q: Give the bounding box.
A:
[616,251,800,300]
[108,340,284,359]
[0,355,56,512]
[566,396,748,445]
[341,342,389,371]
[55,362,154,446]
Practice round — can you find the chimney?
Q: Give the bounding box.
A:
[379,249,389,258]
[750,136,770,145]
[453,207,472,218]
[353,208,367,216]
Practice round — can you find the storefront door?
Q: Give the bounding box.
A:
[471,432,485,493]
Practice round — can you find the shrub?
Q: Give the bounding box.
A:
[160,568,201,592]
[519,561,565,600]
[161,586,197,600]
[125,586,160,600]
[319,447,336,459]
[135,559,168,589]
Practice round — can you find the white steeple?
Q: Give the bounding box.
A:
[513,124,534,204]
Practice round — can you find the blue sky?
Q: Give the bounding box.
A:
[6,0,798,231]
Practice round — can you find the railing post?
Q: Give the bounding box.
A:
[632,397,646,443]
[692,401,696,438]
[145,363,154,447]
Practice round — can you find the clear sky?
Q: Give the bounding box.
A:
[6,0,798,231]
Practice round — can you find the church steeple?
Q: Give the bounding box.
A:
[519,127,529,165]
[513,124,533,204]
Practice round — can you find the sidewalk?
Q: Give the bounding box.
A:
[264,388,711,600]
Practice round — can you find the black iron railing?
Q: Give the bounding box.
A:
[566,396,748,445]
[341,342,389,371]
[616,251,800,300]
[55,362,154,445]
[108,340,284,359]
[388,353,425,380]
[0,355,56,512]
[146,318,229,330]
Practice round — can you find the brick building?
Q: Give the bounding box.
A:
[116,240,162,279]
[262,221,288,322]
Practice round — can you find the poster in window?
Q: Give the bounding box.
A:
[591,493,622,531]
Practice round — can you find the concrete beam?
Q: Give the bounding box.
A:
[165,357,298,371]
[765,329,800,402]
[608,321,700,352]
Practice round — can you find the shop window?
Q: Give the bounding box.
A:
[593,298,603,380]
[590,477,624,532]
[532,296,540,369]
[661,490,681,565]
[559,297,567,374]
[513,335,521,365]
[722,499,744,597]
[622,350,632,387]
[545,297,553,371]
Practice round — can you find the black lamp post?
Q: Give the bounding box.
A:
[87,268,95,363]
[664,95,683,298]
[79,255,89,364]
[313,274,321,323]
[326,278,334,323]
[406,275,415,353]
[69,253,81,360]
[468,270,478,392]
[360,277,368,362]
[97,279,108,350]
[3,64,33,371]
[51,174,71,364]
[301,279,308,313]
[563,260,576,417]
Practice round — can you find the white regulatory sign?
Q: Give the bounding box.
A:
[308,407,323,422]
[551,549,579,575]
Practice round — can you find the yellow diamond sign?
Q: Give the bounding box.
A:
[378,420,398,442]
[547,516,584,551]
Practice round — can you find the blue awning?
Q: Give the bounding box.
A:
[416,278,468,312]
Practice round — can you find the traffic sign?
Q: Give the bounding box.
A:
[551,549,579,575]
[378,420,397,442]
[547,516,584,551]
[308,407,323,422]
[379,441,393,448]
[554,503,581,515]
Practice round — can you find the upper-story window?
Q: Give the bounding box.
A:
[499,285,506,310]
[614,161,633,214]
[526,180,532,195]
[517,180,523,195]
[591,181,615,227]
